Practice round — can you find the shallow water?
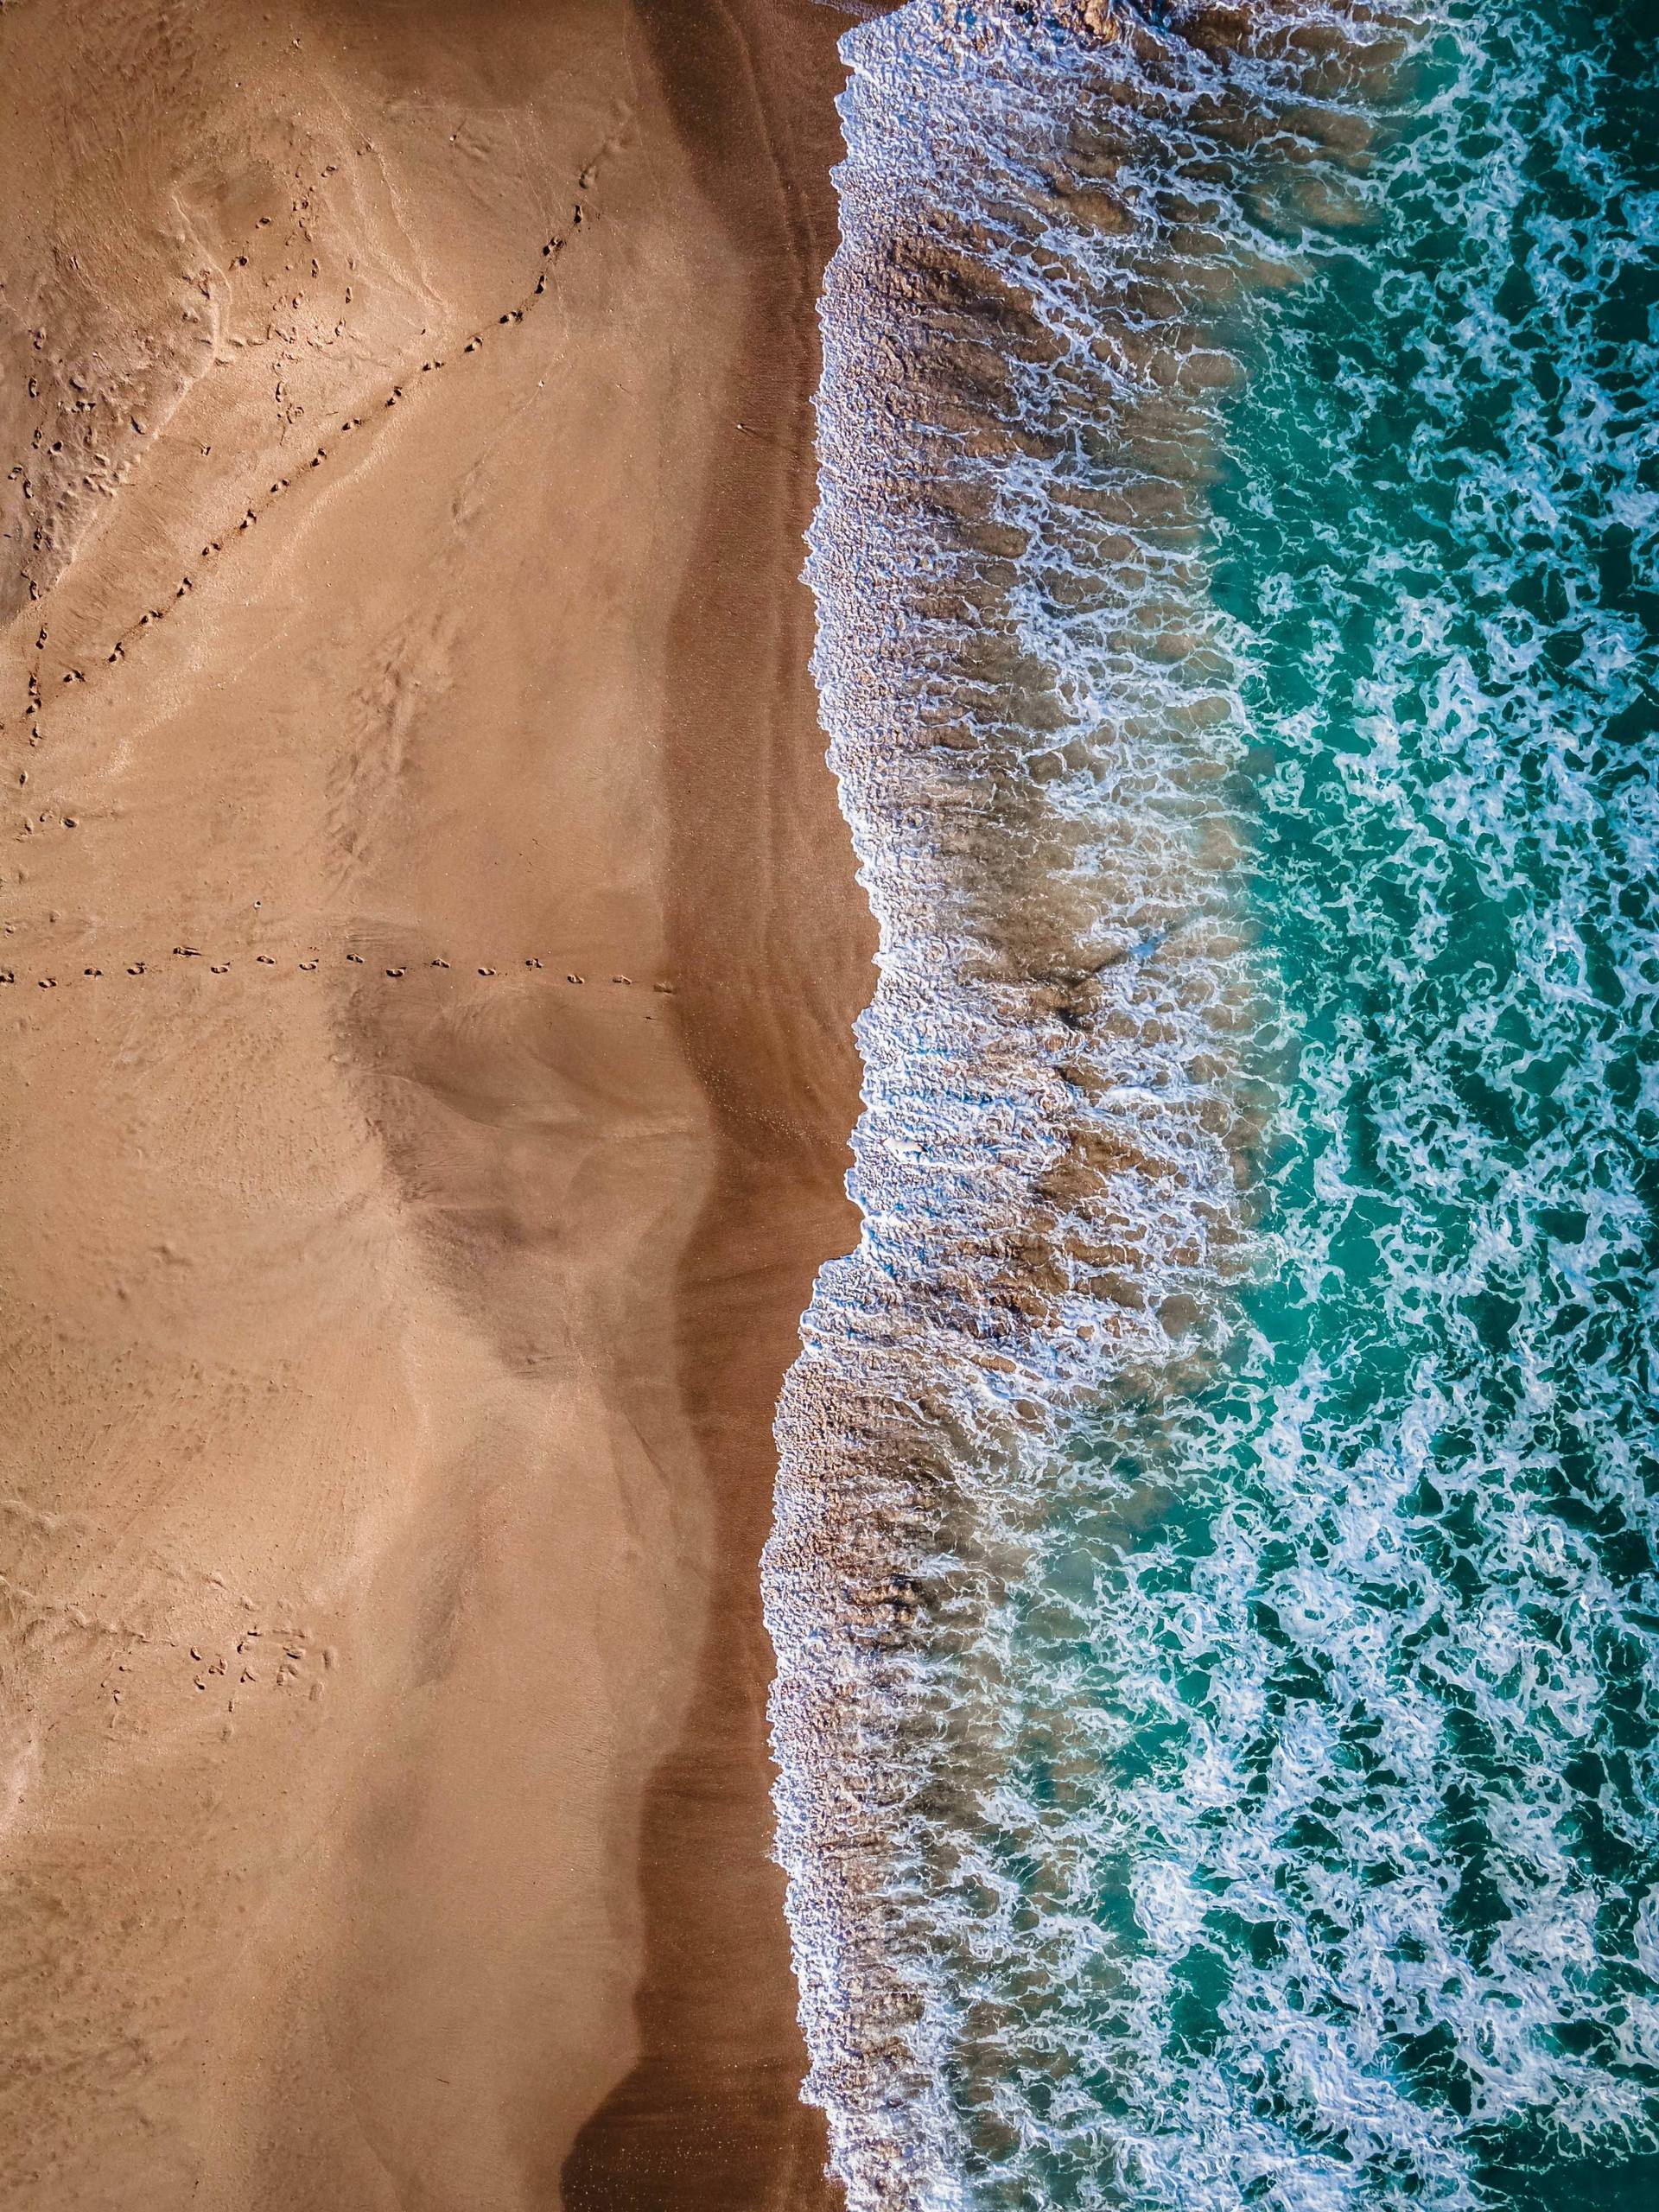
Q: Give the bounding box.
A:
[767,4,1659,2207]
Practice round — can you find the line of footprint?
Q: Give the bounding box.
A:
[0,950,676,993]
[10,143,366,641]
[17,176,596,744]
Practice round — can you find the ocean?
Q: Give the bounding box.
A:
[764,3,1659,2207]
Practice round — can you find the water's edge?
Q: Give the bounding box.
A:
[763,5,1408,2202]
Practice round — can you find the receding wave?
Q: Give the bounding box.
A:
[764,3,1659,2208]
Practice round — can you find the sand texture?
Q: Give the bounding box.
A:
[0,3,871,2205]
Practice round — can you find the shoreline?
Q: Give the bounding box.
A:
[565,3,874,2203]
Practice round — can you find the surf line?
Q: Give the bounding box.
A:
[761,3,1418,2206]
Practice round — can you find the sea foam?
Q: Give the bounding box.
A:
[766,2,1659,2208]
[766,3,1409,2202]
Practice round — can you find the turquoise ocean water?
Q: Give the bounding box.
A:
[767,5,1659,2207]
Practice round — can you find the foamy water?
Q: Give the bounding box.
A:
[765,3,1659,2207]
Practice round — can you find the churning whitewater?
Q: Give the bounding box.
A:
[764,3,1659,2209]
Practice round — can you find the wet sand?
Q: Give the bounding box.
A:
[0,2,871,2205]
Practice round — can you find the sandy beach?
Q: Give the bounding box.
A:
[0,3,871,2204]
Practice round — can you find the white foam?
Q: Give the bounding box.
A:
[770,0,1659,2204]
[763,3,1414,2204]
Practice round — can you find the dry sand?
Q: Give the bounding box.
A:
[0,3,873,2204]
